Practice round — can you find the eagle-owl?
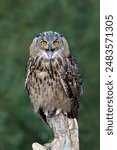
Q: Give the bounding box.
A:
[25,31,83,123]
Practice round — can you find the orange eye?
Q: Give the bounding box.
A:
[53,40,59,46]
[40,41,47,46]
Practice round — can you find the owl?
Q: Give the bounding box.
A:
[25,31,83,123]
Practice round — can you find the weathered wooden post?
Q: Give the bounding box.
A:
[32,113,79,150]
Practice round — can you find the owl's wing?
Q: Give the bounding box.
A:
[25,57,48,123]
[60,54,83,117]
[25,57,36,91]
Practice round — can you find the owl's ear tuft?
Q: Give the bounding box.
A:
[35,33,41,37]
[60,34,64,37]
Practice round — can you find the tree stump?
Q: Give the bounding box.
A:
[32,113,79,150]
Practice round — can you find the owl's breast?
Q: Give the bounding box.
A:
[28,60,70,113]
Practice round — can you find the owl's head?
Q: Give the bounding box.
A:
[30,31,70,60]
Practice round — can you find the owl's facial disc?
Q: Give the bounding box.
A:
[39,31,62,59]
[35,31,69,60]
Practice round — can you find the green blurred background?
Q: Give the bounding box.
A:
[0,0,99,150]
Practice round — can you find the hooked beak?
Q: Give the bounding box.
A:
[46,43,53,59]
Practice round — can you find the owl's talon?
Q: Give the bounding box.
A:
[63,112,68,117]
[63,111,74,118]
[45,108,57,118]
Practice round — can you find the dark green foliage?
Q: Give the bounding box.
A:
[0,0,99,150]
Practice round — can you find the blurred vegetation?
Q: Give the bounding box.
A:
[0,0,99,150]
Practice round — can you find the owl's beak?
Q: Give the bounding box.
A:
[46,43,53,59]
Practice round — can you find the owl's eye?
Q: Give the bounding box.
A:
[40,41,47,46]
[53,40,59,46]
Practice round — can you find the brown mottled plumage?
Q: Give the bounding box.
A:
[25,31,83,123]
